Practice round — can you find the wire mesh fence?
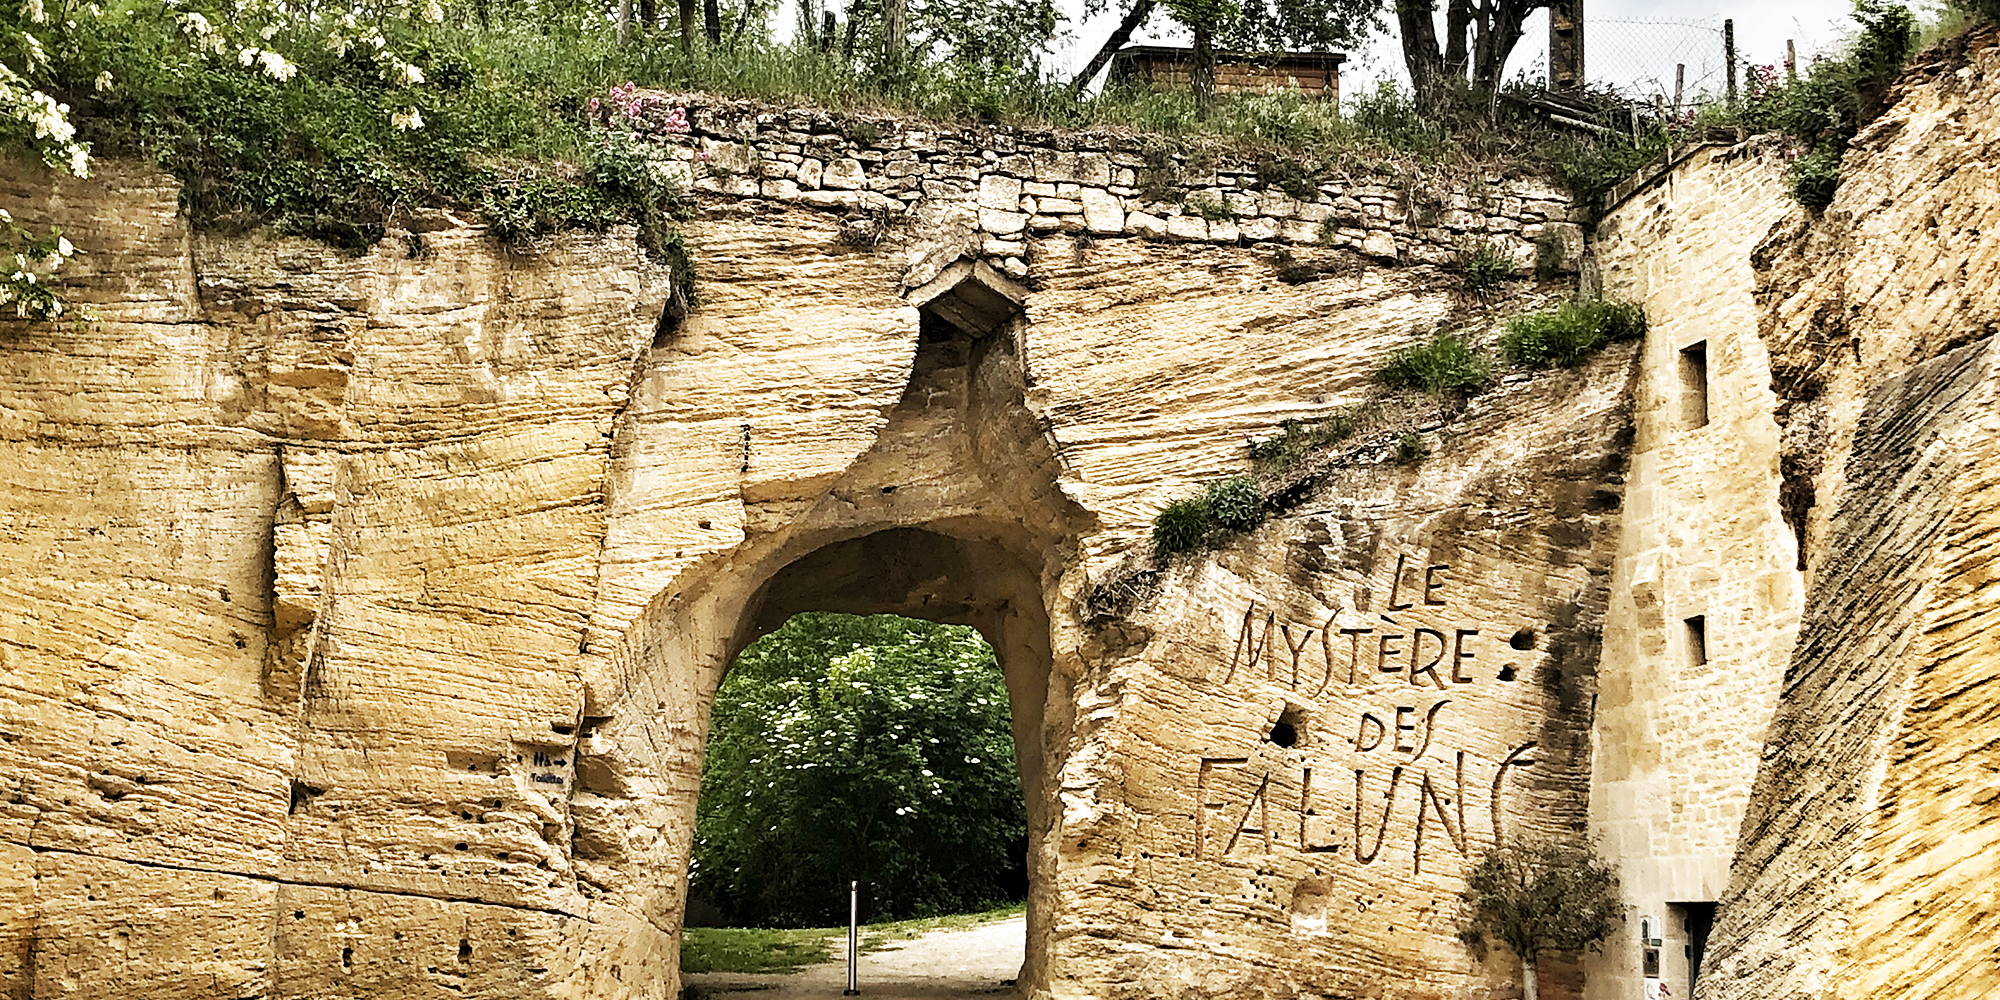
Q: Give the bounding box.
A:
[1583,17,1733,110]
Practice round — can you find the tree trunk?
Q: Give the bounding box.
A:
[1523,952,1540,1000]
[1190,22,1216,115]
[1396,0,1448,109]
[883,0,907,65]
[1443,0,1472,79]
[616,0,630,44]
[703,0,720,45]
[638,0,656,32]
[677,0,695,50]
[1068,0,1155,92]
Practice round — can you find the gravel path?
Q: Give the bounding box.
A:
[684,916,1025,999]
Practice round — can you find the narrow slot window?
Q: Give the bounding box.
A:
[1679,341,1710,429]
[1684,615,1708,666]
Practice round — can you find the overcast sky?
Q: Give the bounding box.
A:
[770,1,1893,101]
[1047,0,1871,98]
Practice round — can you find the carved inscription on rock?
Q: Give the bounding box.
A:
[1194,553,1542,876]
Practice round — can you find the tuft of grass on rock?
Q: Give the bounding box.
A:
[1376,332,1492,397]
[1152,496,1211,554]
[1499,300,1648,369]
[1395,431,1431,463]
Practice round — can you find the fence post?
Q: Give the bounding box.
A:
[1786,39,1797,81]
[1675,63,1685,112]
[1549,0,1585,94]
[1724,19,1738,107]
[844,881,860,996]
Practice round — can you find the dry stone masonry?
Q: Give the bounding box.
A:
[2,27,1999,1000]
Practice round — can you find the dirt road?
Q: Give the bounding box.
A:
[683,916,1025,999]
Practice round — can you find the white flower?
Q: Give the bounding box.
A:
[421,0,442,22]
[238,46,257,67]
[57,236,73,256]
[260,22,279,39]
[257,49,296,81]
[22,0,46,24]
[86,2,100,14]
[68,146,87,177]
[93,71,113,92]
[389,107,424,130]
[385,58,423,85]
[178,11,211,36]
[0,209,11,223]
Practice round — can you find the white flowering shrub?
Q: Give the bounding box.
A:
[0,208,80,321]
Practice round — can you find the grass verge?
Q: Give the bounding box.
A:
[680,903,1024,975]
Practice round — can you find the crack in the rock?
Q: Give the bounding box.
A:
[10,840,592,920]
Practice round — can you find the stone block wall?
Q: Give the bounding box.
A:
[657,94,1579,280]
[1584,138,1804,1000]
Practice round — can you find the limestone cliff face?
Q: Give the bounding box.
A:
[1697,26,2000,1000]
[5,32,1997,998]
[0,122,1626,1000]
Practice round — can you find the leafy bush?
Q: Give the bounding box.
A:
[1376,332,1491,396]
[0,211,80,322]
[1460,842,1621,999]
[1152,496,1211,554]
[1499,299,1648,369]
[1204,476,1264,530]
[1395,431,1430,463]
[1737,0,1918,207]
[693,613,1025,927]
[1789,148,1843,209]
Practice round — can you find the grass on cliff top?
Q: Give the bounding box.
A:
[681,903,1024,975]
[14,0,1683,257]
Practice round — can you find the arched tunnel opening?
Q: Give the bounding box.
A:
[678,526,1060,989]
[686,611,1029,930]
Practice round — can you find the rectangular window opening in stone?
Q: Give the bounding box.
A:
[1684,615,1708,666]
[1679,341,1709,428]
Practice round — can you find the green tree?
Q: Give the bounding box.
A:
[1392,0,1545,111]
[1459,842,1622,1000]
[691,613,1026,927]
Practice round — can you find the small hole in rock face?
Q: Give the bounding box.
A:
[342,947,353,970]
[294,911,305,920]
[458,939,471,963]
[1267,721,1298,748]
[1509,629,1537,651]
[1498,664,1519,682]
[698,520,712,530]
[881,486,897,494]
[455,842,469,851]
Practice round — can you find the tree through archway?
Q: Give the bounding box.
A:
[691,612,1027,928]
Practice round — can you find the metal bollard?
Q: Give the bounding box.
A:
[843,881,860,995]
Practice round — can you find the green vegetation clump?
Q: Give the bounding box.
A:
[1459,842,1622,999]
[1152,496,1212,554]
[1152,475,1271,556]
[1249,403,1381,473]
[1395,431,1430,463]
[1499,300,1648,369]
[1736,0,1919,207]
[1375,332,1491,396]
[1185,192,1237,222]
[1204,476,1264,530]
[693,613,1024,927]
[1459,239,1513,296]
